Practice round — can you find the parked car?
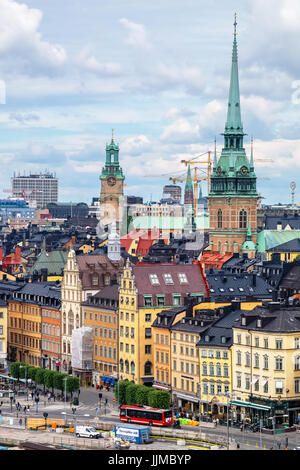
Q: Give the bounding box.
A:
[75,426,101,439]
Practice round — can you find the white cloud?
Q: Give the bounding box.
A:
[0,0,67,73]
[119,18,152,50]
[75,47,122,76]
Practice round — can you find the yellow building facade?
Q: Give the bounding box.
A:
[0,301,8,370]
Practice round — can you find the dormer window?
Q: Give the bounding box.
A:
[221,336,226,344]
[241,317,246,326]
[163,273,174,285]
[257,319,262,328]
[178,273,188,284]
[149,274,160,285]
[205,335,210,342]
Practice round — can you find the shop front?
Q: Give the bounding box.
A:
[231,399,272,427]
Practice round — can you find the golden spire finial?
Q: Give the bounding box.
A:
[111,128,114,142]
[234,13,237,37]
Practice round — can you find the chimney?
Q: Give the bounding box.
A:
[231,299,241,311]
[15,246,21,263]
[272,290,278,302]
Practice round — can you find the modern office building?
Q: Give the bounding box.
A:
[11,172,58,209]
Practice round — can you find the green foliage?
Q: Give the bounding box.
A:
[44,370,55,390]
[135,385,150,405]
[154,391,171,409]
[66,376,80,394]
[28,366,37,382]
[125,383,137,405]
[35,368,45,386]
[10,362,25,379]
[148,389,158,408]
[114,381,131,405]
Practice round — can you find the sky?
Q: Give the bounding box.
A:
[0,0,300,205]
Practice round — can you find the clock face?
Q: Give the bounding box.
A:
[107,176,116,186]
[241,166,248,175]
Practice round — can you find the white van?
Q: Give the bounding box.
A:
[75,426,101,439]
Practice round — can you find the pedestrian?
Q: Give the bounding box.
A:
[237,443,240,450]
[23,406,27,415]
[53,393,56,402]
[18,403,21,412]
[19,417,22,426]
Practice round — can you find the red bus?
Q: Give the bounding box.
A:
[120,404,173,427]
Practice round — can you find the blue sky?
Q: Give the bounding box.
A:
[0,0,300,204]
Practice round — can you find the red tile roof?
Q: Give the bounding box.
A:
[132,262,209,306]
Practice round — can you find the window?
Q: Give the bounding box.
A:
[237,334,241,345]
[263,379,268,393]
[149,274,159,285]
[236,351,242,365]
[156,295,165,307]
[173,295,181,306]
[217,209,222,229]
[144,296,153,307]
[275,357,283,371]
[239,209,247,229]
[245,376,250,390]
[275,380,283,395]
[216,363,222,377]
[295,379,300,394]
[145,328,152,339]
[145,314,151,322]
[295,356,300,371]
[255,337,259,348]
[263,355,269,370]
[237,374,242,388]
[178,273,188,284]
[295,338,300,349]
[163,274,174,285]
[245,352,251,367]
[264,338,269,349]
[254,378,259,392]
[223,365,229,377]
[254,354,260,368]
[202,363,207,376]
[276,339,283,350]
[209,363,214,376]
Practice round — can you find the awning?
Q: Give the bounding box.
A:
[231,400,271,411]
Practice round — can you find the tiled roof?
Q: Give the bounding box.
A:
[132,262,209,307]
[235,304,300,333]
[268,238,300,253]
[206,270,273,301]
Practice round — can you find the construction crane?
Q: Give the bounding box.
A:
[180,151,212,195]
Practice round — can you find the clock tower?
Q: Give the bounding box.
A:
[99,132,125,226]
[207,15,259,255]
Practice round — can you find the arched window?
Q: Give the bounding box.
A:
[131,361,135,375]
[217,209,223,229]
[239,209,247,229]
[125,360,129,374]
[144,361,152,376]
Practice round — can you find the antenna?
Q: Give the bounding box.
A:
[291,181,296,208]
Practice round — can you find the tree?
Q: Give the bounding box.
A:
[44,370,56,392]
[135,385,150,405]
[35,368,46,391]
[155,391,171,410]
[114,381,131,405]
[125,383,137,405]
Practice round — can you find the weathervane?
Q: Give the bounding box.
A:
[234,13,237,37]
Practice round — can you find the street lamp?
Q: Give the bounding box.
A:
[19,365,28,402]
[63,376,68,414]
[224,392,236,450]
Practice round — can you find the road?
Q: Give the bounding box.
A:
[0,385,299,450]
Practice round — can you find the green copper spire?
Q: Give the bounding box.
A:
[250,136,254,169]
[184,164,194,205]
[100,130,124,181]
[209,15,257,197]
[225,13,244,137]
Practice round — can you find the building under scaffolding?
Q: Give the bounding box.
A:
[71,326,93,385]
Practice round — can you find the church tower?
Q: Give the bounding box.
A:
[207,15,258,255]
[99,131,125,226]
